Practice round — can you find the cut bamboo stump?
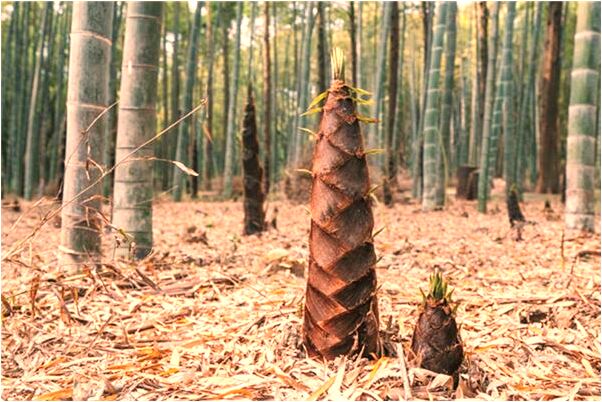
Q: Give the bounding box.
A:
[456,165,478,200]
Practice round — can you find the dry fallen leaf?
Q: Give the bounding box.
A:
[1,190,599,401]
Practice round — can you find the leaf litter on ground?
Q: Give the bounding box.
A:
[1,179,600,401]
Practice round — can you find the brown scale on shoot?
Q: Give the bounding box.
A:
[302,49,382,360]
[411,271,464,384]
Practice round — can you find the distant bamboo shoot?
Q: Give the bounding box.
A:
[241,85,266,235]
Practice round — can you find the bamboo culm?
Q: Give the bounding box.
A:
[421,2,448,211]
[501,3,517,194]
[222,2,243,198]
[173,2,202,201]
[383,2,400,207]
[435,1,457,207]
[23,3,52,200]
[476,2,501,213]
[565,2,600,231]
[111,2,162,259]
[60,2,114,267]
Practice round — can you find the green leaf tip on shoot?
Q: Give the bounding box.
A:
[298,127,317,138]
[367,183,380,195]
[307,90,329,110]
[295,168,313,177]
[300,107,323,117]
[330,47,345,81]
[364,148,385,156]
[372,226,386,239]
[356,114,379,124]
[421,269,455,303]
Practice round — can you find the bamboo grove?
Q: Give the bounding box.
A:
[0,1,600,246]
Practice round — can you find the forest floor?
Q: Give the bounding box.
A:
[1,180,600,401]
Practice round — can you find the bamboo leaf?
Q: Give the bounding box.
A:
[172,161,199,177]
[369,192,380,205]
[307,90,329,110]
[353,96,374,106]
[202,123,213,143]
[356,114,379,124]
[364,148,385,156]
[347,85,372,97]
[298,127,317,137]
[367,184,380,195]
[372,226,386,239]
[419,288,427,304]
[300,107,323,117]
[295,168,313,177]
[446,288,455,301]
[117,228,132,242]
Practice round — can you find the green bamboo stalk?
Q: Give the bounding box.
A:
[435,1,457,207]
[282,4,294,166]
[173,2,202,201]
[468,4,481,166]
[501,3,517,194]
[222,2,243,198]
[191,7,207,198]
[285,1,299,166]
[270,2,278,185]
[11,3,29,195]
[452,91,462,172]
[412,4,433,199]
[168,2,181,188]
[517,2,543,192]
[102,2,123,197]
[220,6,231,181]
[457,56,471,166]
[391,2,406,177]
[112,2,162,259]
[49,4,70,188]
[159,8,170,190]
[247,2,257,82]
[474,1,489,163]
[348,1,358,86]
[24,3,52,200]
[410,31,422,198]
[476,2,501,212]
[263,2,272,194]
[203,3,218,191]
[60,2,113,267]
[241,2,257,185]
[3,3,18,192]
[317,2,328,93]
[513,2,532,194]
[594,74,602,195]
[36,6,56,191]
[291,2,316,167]
[565,2,600,231]
[383,1,399,206]
[421,1,448,211]
[528,76,538,185]
[369,3,391,155]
